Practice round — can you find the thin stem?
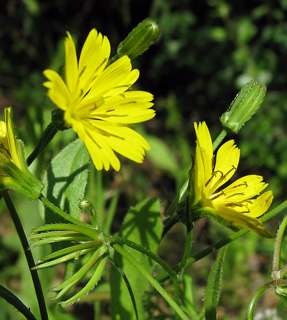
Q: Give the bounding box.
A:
[27,122,58,166]
[272,214,287,275]
[212,129,227,151]
[2,191,49,320]
[103,187,120,235]
[247,282,271,320]
[110,236,180,305]
[112,244,190,320]
[279,263,287,279]
[165,179,189,218]
[0,284,37,320]
[38,193,94,229]
[176,178,194,272]
[157,200,287,283]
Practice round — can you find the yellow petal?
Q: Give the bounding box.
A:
[5,108,22,169]
[85,91,155,124]
[77,124,121,171]
[90,56,139,99]
[65,32,79,93]
[212,175,268,205]
[246,190,274,218]
[194,122,213,200]
[194,122,213,162]
[78,29,110,92]
[214,204,274,237]
[43,70,71,110]
[210,140,240,193]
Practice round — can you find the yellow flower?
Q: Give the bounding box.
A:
[43,29,155,171]
[0,107,43,199]
[192,122,273,237]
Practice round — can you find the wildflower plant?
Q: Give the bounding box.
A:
[1,18,287,320]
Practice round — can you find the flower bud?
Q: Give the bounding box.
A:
[115,18,161,61]
[220,81,266,134]
[0,107,43,199]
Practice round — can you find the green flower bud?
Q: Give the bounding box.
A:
[220,81,266,134]
[115,18,161,61]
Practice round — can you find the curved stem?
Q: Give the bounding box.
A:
[0,284,37,320]
[38,193,94,229]
[247,282,271,320]
[27,122,58,166]
[110,236,180,304]
[112,244,190,320]
[272,214,287,275]
[2,191,49,320]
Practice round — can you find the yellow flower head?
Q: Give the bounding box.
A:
[192,122,273,237]
[0,108,43,199]
[43,29,155,171]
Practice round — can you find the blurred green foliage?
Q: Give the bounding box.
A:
[1,0,287,319]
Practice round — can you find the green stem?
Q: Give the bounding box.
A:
[272,214,287,275]
[38,193,94,229]
[247,282,271,320]
[0,284,37,320]
[110,237,180,305]
[103,187,120,235]
[2,191,49,320]
[27,122,58,166]
[212,129,227,151]
[112,244,190,320]
[157,200,287,283]
[279,263,287,279]
[165,179,189,218]
[177,178,194,272]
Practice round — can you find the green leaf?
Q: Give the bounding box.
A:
[39,139,89,223]
[110,198,163,320]
[146,135,178,174]
[181,273,200,320]
[205,248,226,320]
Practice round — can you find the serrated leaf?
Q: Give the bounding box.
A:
[205,248,226,320]
[110,198,163,320]
[39,139,89,223]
